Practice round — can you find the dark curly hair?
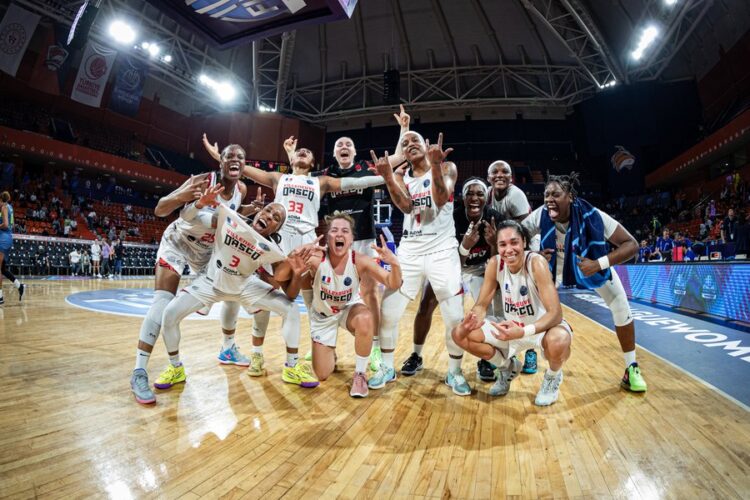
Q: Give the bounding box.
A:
[545,171,581,198]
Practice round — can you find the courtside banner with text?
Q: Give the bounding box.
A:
[71,41,117,108]
[615,263,750,323]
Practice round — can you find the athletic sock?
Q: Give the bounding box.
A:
[286,352,299,368]
[382,351,394,369]
[169,354,181,367]
[355,355,369,373]
[448,356,462,372]
[251,345,263,354]
[13,279,20,289]
[135,349,151,370]
[223,333,235,350]
[372,336,380,349]
[489,350,508,369]
[546,368,560,377]
[413,343,424,355]
[624,350,636,368]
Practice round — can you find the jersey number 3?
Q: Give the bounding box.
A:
[229,256,240,268]
[288,201,304,214]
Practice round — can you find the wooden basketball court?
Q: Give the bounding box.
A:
[1,279,748,499]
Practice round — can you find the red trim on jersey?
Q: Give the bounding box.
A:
[158,258,178,274]
[351,250,356,264]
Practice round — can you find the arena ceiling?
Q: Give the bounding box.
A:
[10,0,750,127]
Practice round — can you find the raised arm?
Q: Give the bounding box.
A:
[358,235,402,289]
[426,133,456,209]
[154,174,210,217]
[283,136,297,164]
[241,163,282,191]
[369,150,413,214]
[393,104,411,156]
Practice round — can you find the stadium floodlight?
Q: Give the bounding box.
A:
[163,54,172,63]
[664,0,678,5]
[216,81,236,102]
[147,44,160,58]
[141,41,150,49]
[108,20,136,44]
[631,25,659,61]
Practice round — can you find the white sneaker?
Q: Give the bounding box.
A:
[195,304,211,316]
[535,370,563,406]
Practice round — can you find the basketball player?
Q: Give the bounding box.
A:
[154,197,319,396]
[0,192,25,304]
[368,132,468,395]
[130,145,246,405]
[404,177,502,382]
[522,173,646,392]
[302,212,402,398]
[452,221,572,405]
[285,135,387,370]
[487,160,538,374]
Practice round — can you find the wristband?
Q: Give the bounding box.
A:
[458,245,470,256]
[597,255,611,270]
[523,324,536,337]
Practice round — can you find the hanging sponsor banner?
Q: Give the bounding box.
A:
[108,55,149,116]
[0,3,41,76]
[611,145,636,173]
[71,41,117,107]
[28,21,74,95]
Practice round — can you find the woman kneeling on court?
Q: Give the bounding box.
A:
[452,220,572,406]
[156,187,321,394]
[302,212,402,398]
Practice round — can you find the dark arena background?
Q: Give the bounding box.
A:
[1,0,749,498]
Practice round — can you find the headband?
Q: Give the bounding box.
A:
[462,179,489,199]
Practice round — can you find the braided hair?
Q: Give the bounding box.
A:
[545,171,581,199]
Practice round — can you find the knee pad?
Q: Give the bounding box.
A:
[220,301,241,331]
[252,310,270,338]
[610,293,632,327]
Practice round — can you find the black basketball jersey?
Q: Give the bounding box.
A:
[454,202,502,270]
[315,160,376,240]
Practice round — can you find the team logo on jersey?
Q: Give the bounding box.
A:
[322,275,332,284]
[423,179,431,188]
[230,204,236,210]
[259,242,270,252]
[344,277,352,286]
[505,283,510,292]
[216,259,223,268]
[520,285,528,296]
[226,216,238,228]
[355,165,362,171]
[306,179,314,185]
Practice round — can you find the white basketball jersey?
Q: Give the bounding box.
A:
[171,172,244,253]
[312,249,361,316]
[207,205,286,294]
[399,168,457,255]
[274,174,321,234]
[496,252,547,327]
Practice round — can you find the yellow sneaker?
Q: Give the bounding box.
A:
[248,352,266,377]
[282,363,319,388]
[154,363,186,389]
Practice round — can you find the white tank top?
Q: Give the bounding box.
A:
[495,251,547,327]
[399,168,457,255]
[312,249,361,316]
[273,174,321,234]
[171,172,244,253]
[207,205,286,294]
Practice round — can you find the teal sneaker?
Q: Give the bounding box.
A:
[130,368,156,404]
[445,368,471,396]
[368,364,396,389]
[489,356,522,396]
[218,345,250,366]
[522,349,538,374]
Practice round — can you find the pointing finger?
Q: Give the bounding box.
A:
[370,150,378,163]
[437,132,443,150]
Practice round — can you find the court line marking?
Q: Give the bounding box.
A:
[562,304,750,413]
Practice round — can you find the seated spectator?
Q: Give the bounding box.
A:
[638,240,652,263]
[80,249,91,276]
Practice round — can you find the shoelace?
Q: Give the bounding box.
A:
[542,374,560,393]
[134,374,150,391]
